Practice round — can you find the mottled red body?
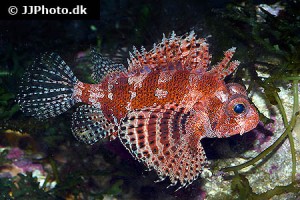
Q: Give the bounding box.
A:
[18,31,259,189]
[75,70,196,120]
[75,69,236,136]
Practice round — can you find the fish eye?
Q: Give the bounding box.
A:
[233,103,245,114]
[225,95,250,117]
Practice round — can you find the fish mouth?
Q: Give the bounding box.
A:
[238,114,259,135]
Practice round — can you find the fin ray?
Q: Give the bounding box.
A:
[90,48,126,82]
[119,103,207,187]
[127,31,211,74]
[17,53,78,119]
[72,105,117,144]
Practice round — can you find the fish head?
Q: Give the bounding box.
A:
[216,83,259,137]
[195,82,259,138]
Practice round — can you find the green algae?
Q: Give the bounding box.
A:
[218,1,300,199]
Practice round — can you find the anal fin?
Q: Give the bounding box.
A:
[72,105,117,144]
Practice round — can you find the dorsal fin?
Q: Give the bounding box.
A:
[119,103,207,189]
[127,31,211,73]
[90,48,126,83]
[127,31,240,81]
[209,47,240,80]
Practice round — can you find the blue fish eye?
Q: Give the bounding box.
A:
[234,103,245,114]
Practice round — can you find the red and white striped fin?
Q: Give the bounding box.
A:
[128,31,240,81]
[119,103,207,188]
[17,53,78,119]
[127,31,211,74]
[72,105,118,145]
[210,47,240,80]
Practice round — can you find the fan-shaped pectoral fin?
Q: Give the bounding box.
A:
[119,103,208,188]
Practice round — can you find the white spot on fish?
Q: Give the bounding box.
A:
[108,93,113,100]
[128,73,148,90]
[158,70,176,84]
[215,90,228,103]
[129,91,136,100]
[90,84,105,99]
[72,81,85,103]
[125,101,132,111]
[128,66,151,90]
[155,88,168,99]
[107,74,119,92]
[188,73,202,86]
[108,84,113,91]
[89,89,105,103]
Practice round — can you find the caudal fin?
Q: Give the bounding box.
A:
[17,53,78,119]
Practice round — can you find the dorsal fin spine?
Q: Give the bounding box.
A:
[127,31,238,83]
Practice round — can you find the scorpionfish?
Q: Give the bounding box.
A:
[17,31,259,189]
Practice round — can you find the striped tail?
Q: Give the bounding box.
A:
[17,53,78,119]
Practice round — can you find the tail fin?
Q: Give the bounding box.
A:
[17,53,78,119]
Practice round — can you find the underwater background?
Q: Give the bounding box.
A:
[0,0,300,199]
